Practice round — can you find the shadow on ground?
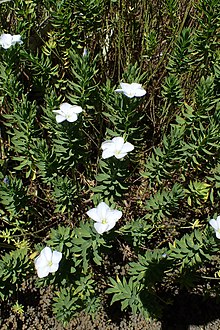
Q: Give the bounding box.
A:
[160,291,220,330]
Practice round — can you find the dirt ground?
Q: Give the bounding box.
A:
[1,284,220,330]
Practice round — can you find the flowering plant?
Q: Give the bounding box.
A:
[209,216,220,239]
[1,0,220,326]
[101,137,134,159]
[86,201,122,234]
[34,246,62,278]
[115,82,146,98]
[0,33,22,49]
[53,102,83,123]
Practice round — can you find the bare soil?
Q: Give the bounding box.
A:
[1,283,220,330]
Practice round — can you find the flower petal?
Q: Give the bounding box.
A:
[60,102,72,112]
[106,220,117,232]
[87,208,100,222]
[37,266,50,278]
[216,231,220,239]
[49,263,59,273]
[11,35,22,45]
[56,115,66,123]
[66,113,78,122]
[41,247,53,262]
[115,82,146,98]
[34,255,48,269]
[102,148,115,159]
[88,202,121,234]
[131,83,142,89]
[94,222,109,234]
[216,216,220,227]
[97,202,109,220]
[124,93,134,98]
[52,251,62,264]
[121,142,134,153]
[72,105,83,114]
[120,83,131,91]
[0,34,12,49]
[112,137,124,150]
[116,83,134,97]
[52,110,62,114]
[134,88,146,97]
[107,209,122,222]
[101,140,114,150]
[114,152,127,159]
[87,202,109,223]
[115,88,123,93]
[209,219,219,231]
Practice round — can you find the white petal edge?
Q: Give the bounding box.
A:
[121,142,134,153]
[56,115,66,123]
[34,255,48,269]
[124,93,134,98]
[60,102,72,112]
[87,208,101,222]
[115,152,127,159]
[37,266,50,278]
[52,110,62,114]
[134,88,146,97]
[102,149,115,159]
[11,35,22,44]
[52,251,62,264]
[71,105,83,114]
[101,140,114,150]
[49,263,60,273]
[209,219,218,231]
[107,209,122,222]
[120,83,131,90]
[106,220,117,232]
[216,216,220,226]
[131,83,142,89]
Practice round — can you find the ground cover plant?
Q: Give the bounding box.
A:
[0,0,220,327]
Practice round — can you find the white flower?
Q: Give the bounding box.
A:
[53,102,83,123]
[0,33,23,49]
[101,136,134,159]
[87,202,122,234]
[209,216,220,239]
[115,82,146,98]
[34,246,62,278]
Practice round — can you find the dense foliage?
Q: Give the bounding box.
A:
[0,0,220,326]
